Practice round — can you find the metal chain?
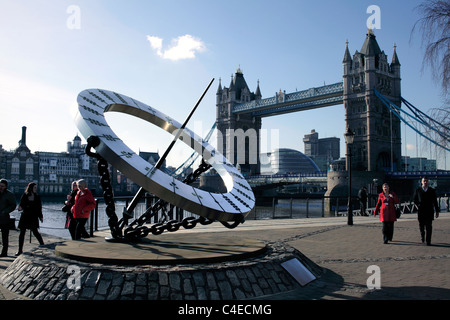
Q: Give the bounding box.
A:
[85,135,238,241]
[85,136,122,239]
[123,158,214,240]
[125,215,214,239]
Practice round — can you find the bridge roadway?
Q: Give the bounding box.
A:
[246,173,327,188]
[232,82,343,117]
[246,171,450,188]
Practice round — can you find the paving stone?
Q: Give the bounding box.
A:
[97,279,111,295]
[121,281,135,295]
[106,286,121,300]
[169,273,181,290]
[205,272,217,289]
[218,281,233,299]
[183,278,194,294]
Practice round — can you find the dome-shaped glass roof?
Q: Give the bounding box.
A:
[269,148,320,174]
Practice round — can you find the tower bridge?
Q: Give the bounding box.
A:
[216,30,402,175]
[212,30,449,200]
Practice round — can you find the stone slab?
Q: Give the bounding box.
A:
[55,233,267,265]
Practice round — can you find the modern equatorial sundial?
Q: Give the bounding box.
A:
[74,79,255,240]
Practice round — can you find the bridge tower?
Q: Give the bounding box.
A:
[343,30,402,172]
[216,67,262,175]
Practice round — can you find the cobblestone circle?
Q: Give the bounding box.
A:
[0,240,323,300]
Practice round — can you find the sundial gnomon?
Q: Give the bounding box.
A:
[75,79,255,241]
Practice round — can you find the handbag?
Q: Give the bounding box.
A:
[8,218,16,230]
[395,205,402,219]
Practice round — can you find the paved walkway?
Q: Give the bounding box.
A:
[0,212,449,300]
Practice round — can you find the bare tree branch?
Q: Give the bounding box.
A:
[411,0,450,96]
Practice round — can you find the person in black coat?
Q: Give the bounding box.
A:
[413,177,440,246]
[358,186,368,216]
[63,181,78,231]
[0,179,16,257]
[16,182,44,255]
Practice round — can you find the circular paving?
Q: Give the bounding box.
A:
[55,233,267,265]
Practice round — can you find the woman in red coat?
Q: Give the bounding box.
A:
[70,179,96,240]
[374,183,399,244]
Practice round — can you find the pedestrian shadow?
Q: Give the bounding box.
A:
[428,243,450,248]
[389,240,450,248]
[315,267,450,300]
[362,285,450,300]
[264,267,450,300]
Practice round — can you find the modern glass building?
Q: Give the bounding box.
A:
[266,148,320,175]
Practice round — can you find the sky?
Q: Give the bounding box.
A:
[0,0,448,170]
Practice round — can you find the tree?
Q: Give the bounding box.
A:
[411,0,450,98]
[409,1,449,168]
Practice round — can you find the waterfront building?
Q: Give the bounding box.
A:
[402,156,437,172]
[303,129,340,171]
[0,127,100,196]
[2,127,39,194]
[262,148,320,175]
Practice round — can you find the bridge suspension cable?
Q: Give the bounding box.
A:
[374,89,450,152]
[401,97,450,140]
[163,121,217,178]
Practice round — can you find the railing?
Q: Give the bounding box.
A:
[386,171,450,179]
[86,194,450,236]
[239,195,449,220]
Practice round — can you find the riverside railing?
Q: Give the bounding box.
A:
[87,194,450,236]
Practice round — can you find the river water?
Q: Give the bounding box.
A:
[10,199,331,239]
[10,201,147,240]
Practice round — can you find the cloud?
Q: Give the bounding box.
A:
[147,35,163,54]
[146,34,205,61]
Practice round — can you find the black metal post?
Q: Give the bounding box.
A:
[347,143,353,225]
[124,78,215,216]
[344,127,354,226]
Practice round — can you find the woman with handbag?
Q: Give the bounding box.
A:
[374,183,399,244]
[62,181,78,231]
[16,182,44,255]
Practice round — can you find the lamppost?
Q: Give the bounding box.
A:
[344,127,355,226]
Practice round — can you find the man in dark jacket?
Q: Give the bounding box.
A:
[358,186,368,216]
[0,179,17,256]
[413,177,440,246]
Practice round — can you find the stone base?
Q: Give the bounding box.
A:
[0,234,323,300]
[54,233,267,265]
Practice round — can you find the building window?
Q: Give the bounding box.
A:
[26,158,34,175]
[11,158,19,174]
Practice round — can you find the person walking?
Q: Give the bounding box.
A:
[358,186,368,216]
[62,181,78,232]
[413,177,440,246]
[16,182,44,255]
[374,183,399,244]
[63,181,90,239]
[70,179,96,240]
[0,179,16,257]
